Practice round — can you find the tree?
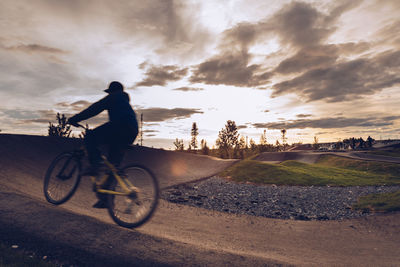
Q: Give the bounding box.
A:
[200,139,210,155]
[249,138,257,151]
[173,138,184,151]
[350,137,356,149]
[238,136,246,150]
[281,129,287,151]
[313,136,320,150]
[48,113,72,138]
[367,136,375,148]
[260,130,267,145]
[358,137,365,149]
[216,120,239,158]
[190,122,199,151]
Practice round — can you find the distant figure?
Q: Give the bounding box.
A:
[68,81,138,208]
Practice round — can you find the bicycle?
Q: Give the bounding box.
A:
[43,124,159,228]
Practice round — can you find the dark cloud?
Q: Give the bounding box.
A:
[377,20,400,46]
[252,115,400,130]
[296,114,312,118]
[271,1,362,48]
[272,50,400,102]
[237,125,248,130]
[189,1,361,88]
[17,110,57,124]
[274,45,338,74]
[189,52,271,87]
[268,2,333,48]
[137,107,203,122]
[1,43,67,54]
[219,22,259,52]
[143,129,159,133]
[173,86,204,92]
[0,48,104,98]
[274,42,371,74]
[136,64,188,87]
[118,0,210,53]
[56,100,91,112]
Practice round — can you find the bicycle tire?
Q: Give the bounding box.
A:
[44,151,81,205]
[107,164,159,228]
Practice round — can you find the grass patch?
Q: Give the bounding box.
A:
[0,243,53,267]
[220,155,400,186]
[353,190,400,213]
[368,148,400,158]
[316,155,400,177]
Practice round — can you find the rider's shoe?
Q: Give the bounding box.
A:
[92,200,108,209]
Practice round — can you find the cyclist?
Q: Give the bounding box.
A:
[68,81,139,208]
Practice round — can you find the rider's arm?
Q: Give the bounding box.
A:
[69,95,110,123]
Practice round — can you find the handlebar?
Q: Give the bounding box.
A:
[69,122,86,129]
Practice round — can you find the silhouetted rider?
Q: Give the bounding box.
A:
[68,81,138,208]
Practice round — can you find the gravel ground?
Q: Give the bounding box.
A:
[161,176,400,221]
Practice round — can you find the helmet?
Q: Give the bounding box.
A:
[104,81,124,93]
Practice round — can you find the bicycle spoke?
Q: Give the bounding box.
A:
[44,152,81,205]
[107,164,159,228]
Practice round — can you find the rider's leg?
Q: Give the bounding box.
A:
[108,124,138,167]
[84,123,113,174]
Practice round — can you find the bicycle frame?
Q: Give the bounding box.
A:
[93,155,140,196]
[72,123,140,197]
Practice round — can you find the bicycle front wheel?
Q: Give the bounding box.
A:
[44,152,81,205]
[107,164,159,228]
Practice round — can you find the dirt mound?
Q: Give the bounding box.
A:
[0,134,236,189]
[253,151,321,164]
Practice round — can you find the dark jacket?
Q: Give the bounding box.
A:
[70,91,138,130]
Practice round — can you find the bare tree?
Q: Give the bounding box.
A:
[48,113,72,138]
[78,123,90,139]
[173,138,185,151]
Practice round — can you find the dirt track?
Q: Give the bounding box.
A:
[1,134,399,266]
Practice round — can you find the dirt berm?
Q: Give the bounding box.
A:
[1,134,399,266]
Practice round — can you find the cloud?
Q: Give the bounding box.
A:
[173,86,204,92]
[0,109,55,124]
[272,50,400,102]
[189,51,271,87]
[137,107,203,122]
[274,42,371,75]
[56,101,92,112]
[268,2,333,48]
[135,64,188,87]
[252,115,400,130]
[274,45,338,74]
[1,43,67,54]
[189,1,362,88]
[296,114,312,118]
[377,20,400,46]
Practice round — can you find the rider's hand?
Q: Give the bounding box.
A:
[67,118,79,127]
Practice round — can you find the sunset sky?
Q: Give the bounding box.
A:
[0,0,399,149]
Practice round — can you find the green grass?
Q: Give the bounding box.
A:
[220,155,400,186]
[353,190,400,213]
[368,148,400,158]
[0,243,53,267]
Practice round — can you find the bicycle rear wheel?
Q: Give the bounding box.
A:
[44,152,81,205]
[107,164,159,228]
